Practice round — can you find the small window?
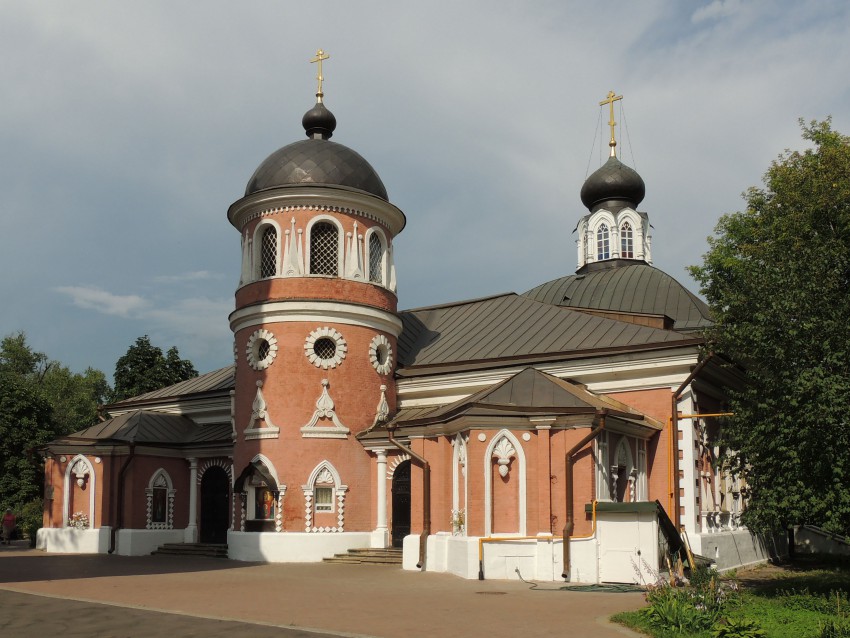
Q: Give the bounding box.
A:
[310,222,338,275]
[315,486,333,512]
[620,222,634,258]
[368,233,384,284]
[151,476,168,523]
[260,226,277,278]
[596,224,610,260]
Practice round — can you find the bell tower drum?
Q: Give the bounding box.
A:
[226,51,405,551]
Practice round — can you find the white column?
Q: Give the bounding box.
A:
[185,457,199,543]
[369,449,389,548]
[376,450,388,532]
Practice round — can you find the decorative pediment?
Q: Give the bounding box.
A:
[300,379,350,439]
[245,381,280,440]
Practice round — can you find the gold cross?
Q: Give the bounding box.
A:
[599,90,623,157]
[310,49,330,102]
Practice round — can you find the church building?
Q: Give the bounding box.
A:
[37,59,770,582]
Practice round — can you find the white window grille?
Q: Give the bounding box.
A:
[368,233,383,283]
[310,222,338,275]
[597,224,610,260]
[620,222,634,258]
[260,226,277,278]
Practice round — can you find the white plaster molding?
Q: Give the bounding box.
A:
[227,189,405,237]
[197,459,233,485]
[344,221,365,280]
[281,217,305,277]
[492,437,517,478]
[62,454,95,529]
[483,430,527,536]
[364,226,388,286]
[229,300,403,337]
[305,214,344,277]
[244,381,281,440]
[304,327,347,369]
[369,334,393,375]
[386,453,411,480]
[252,219,282,279]
[374,384,390,426]
[302,461,348,533]
[300,379,350,439]
[245,329,278,371]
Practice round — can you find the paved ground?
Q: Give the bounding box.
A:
[0,541,645,637]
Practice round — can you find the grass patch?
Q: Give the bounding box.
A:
[613,556,850,638]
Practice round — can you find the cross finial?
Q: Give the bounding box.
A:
[599,90,623,157]
[310,49,330,103]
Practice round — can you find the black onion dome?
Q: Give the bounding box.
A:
[580,156,646,211]
[244,101,388,200]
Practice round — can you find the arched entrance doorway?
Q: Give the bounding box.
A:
[200,466,230,544]
[391,460,411,548]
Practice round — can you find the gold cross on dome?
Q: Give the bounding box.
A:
[599,90,623,157]
[310,49,330,101]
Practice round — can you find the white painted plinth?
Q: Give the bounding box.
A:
[691,529,777,571]
[36,527,110,554]
[227,531,374,562]
[115,529,184,556]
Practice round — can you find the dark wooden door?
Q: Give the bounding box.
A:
[391,461,411,548]
[200,467,229,544]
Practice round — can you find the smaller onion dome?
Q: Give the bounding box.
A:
[580,156,646,212]
[302,101,337,140]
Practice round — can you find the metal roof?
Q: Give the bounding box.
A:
[62,410,231,446]
[397,292,693,372]
[109,365,235,407]
[523,262,712,332]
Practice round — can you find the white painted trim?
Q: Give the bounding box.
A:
[302,460,348,532]
[483,430,527,536]
[62,454,96,529]
[252,219,282,280]
[145,468,176,530]
[229,300,403,337]
[364,226,388,285]
[227,187,406,236]
[305,214,344,277]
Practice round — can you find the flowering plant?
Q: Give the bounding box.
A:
[451,508,465,535]
[68,511,89,529]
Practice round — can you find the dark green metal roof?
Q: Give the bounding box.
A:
[396,292,694,373]
[523,263,712,333]
[62,410,231,446]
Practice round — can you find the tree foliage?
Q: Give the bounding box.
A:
[690,120,850,534]
[112,335,197,402]
[0,332,109,510]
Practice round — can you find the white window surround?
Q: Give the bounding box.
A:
[62,454,96,528]
[483,430,527,537]
[364,226,388,285]
[145,468,176,530]
[302,461,348,532]
[304,327,347,370]
[252,219,282,280]
[245,329,278,371]
[369,334,393,375]
[243,455,285,532]
[305,214,344,277]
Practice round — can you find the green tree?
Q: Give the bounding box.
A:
[690,119,850,534]
[0,332,110,510]
[112,335,197,402]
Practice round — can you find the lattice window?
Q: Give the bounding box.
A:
[368,233,383,283]
[313,337,337,361]
[596,224,610,260]
[620,222,634,258]
[310,222,338,275]
[260,226,277,278]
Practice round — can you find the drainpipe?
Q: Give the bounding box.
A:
[109,443,135,554]
[562,409,606,580]
[670,354,713,530]
[386,423,430,570]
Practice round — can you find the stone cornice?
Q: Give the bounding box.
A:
[229,300,403,337]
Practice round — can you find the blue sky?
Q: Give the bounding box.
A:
[2,0,849,380]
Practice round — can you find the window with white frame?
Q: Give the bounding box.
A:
[314,486,333,512]
[151,475,168,524]
[260,226,277,278]
[596,224,610,260]
[368,233,384,284]
[310,222,338,275]
[620,221,634,258]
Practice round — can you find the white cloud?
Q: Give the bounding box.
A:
[54,286,148,318]
[692,0,743,24]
